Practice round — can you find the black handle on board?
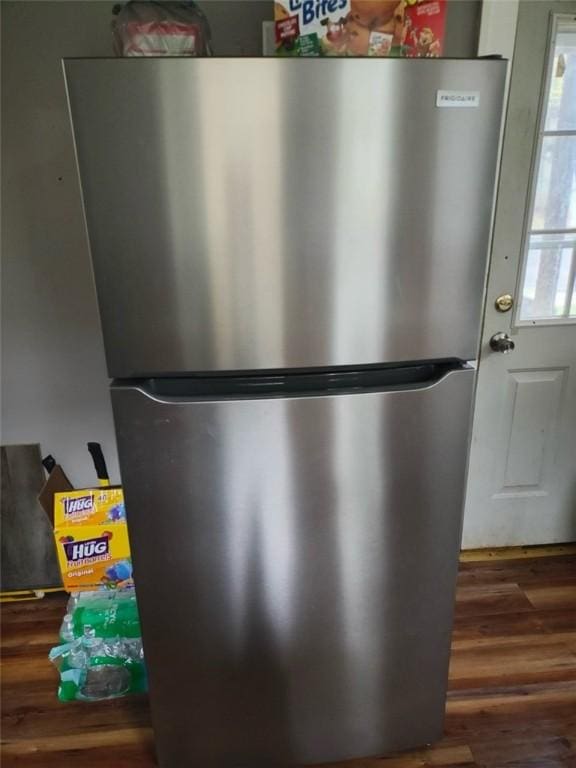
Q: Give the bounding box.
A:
[42,455,56,475]
[87,442,109,483]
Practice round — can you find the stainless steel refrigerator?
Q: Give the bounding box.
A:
[64,58,505,767]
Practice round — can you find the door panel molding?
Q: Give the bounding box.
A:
[494,367,566,495]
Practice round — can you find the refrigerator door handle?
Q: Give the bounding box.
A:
[114,362,472,404]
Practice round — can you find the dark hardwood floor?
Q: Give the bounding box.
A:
[2,554,575,767]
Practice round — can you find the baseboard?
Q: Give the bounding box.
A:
[460,542,576,562]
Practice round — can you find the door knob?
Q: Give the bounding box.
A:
[489,332,515,353]
[495,293,514,312]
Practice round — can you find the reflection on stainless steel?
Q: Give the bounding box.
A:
[65,59,506,377]
[112,368,474,766]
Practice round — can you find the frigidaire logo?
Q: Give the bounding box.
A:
[62,494,94,516]
[436,90,480,108]
[441,94,474,102]
[64,536,109,564]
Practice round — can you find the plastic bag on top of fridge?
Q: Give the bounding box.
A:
[112,1,213,57]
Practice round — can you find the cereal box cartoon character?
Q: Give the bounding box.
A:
[411,25,441,56]
[346,0,406,51]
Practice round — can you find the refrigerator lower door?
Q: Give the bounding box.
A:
[112,366,474,767]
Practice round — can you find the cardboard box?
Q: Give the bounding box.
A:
[53,488,133,591]
[54,487,125,527]
[273,0,446,57]
[55,523,132,591]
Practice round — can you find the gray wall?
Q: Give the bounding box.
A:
[1,0,480,488]
[2,2,120,487]
[445,0,481,59]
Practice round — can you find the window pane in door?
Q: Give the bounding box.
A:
[519,19,576,325]
[531,136,576,231]
[544,30,576,132]
[519,233,576,320]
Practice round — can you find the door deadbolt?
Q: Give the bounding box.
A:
[489,332,515,354]
[495,294,514,312]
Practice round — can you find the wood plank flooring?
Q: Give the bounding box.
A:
[2,555,575,767]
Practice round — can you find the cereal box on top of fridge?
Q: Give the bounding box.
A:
[275,0,351,56]
[346,0,407,54]
[274,0,446,57]
[404,0,446,57]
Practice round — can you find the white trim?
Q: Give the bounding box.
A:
[478,0,520,61]
[516,317,576,327]
[532,228,576,237]
[542,129,576,137]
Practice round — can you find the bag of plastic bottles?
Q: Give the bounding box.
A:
[49,630,147,702]
[59,589,141,643]
[112,1,213,56]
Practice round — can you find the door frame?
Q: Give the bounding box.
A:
[461,0,520,549]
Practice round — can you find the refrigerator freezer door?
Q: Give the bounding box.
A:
[65,59,505,377]
[112,366,474,766]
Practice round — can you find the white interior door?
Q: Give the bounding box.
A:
[464,2,576,548]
